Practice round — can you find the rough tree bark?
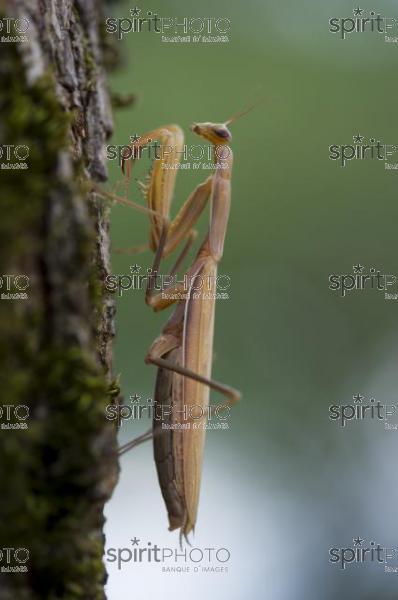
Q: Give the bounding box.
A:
[0,0,119,598]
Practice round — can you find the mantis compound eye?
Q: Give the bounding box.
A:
[214,127,232,143]
[214,128,228,138]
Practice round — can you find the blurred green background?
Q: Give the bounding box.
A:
[105,1,398,598]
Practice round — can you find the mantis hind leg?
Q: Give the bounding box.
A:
[145,342,241,407]
[117,334,180,457]
[118,428,153,456]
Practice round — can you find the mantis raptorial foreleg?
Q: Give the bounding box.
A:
[121,126,213,258]
[93,186,164,221]
[113,177,211,257]
[144,221,201,311]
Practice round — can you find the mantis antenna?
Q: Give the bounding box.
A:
[225,96,265,126]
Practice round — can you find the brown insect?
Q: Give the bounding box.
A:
[106,103,258,539]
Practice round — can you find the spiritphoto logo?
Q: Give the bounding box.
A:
[0,274,30,300]
[106,7,230,43]
[328,264,396,298]
[105,265,231,300]
[0,547,29,573]
[106,537,230,573]
[329,394,397,429]
[107,135,231,171]
[329,7,397,40]
[329,135,397,168]
[0,17,29,43]
[330,537,398,573]
[106,393,230,429]
[0,144,30,170]
[0,404,29,430]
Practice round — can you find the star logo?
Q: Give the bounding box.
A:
[130,393,141,403]
[130,7,141,17]
[130,264,141,273]
[353,134,364,144]
[353,393,364,403]
[131,537,140,545]
[353,536,364,546]
[353,264,364,274]
[353,7,364,16]
[129,134,141,144]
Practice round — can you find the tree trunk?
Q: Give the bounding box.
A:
[0,0,119,598]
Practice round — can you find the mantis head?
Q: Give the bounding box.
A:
[191,99,263,145]
[190,122,232,145]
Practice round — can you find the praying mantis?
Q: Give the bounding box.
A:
[102,104,257,539]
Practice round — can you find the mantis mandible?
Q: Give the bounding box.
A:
[112,105,258,539]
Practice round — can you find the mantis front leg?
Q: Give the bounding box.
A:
[144,220,201,311]
[121,125,213,258]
